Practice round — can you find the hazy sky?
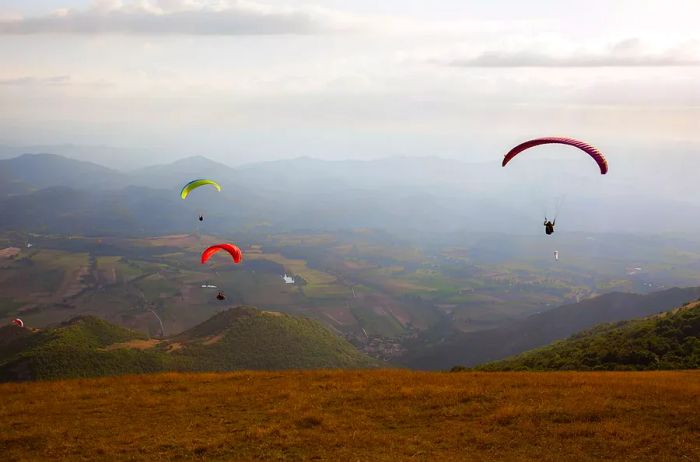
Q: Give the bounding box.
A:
[1,0,698,166]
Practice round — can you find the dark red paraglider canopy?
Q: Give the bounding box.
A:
[201,244,243,265]
[502,137,608,174]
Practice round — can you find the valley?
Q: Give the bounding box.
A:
[4,229,700,366]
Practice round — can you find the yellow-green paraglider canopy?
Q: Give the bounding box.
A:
[180,179,221,199]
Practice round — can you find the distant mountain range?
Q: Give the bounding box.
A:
[476,299,700,371]
[0,306,379,382]
[2,152,700,236]
[401,287,700,370]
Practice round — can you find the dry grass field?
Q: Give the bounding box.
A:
[1,370,699,461]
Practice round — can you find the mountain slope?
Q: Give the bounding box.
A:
[0,307,379,381]
[128,155,237,189]
[0,154,126,190]
[477,299,700,371]
[169,307,379,370]
[0,316,173,381]
[0,154,264,235]
[401,287,700,370]
[0,186,197,235]
[4,153,700,235]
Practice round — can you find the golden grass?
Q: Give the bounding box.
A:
[1,370,698,461]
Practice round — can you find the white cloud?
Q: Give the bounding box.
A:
[0,75,71,86]
[0,0,359,35]
[443,39,700,67]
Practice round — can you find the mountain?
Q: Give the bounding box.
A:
[169,307,379,371]
[2,152,700,236]
[0,154,271,235]
[0,316,172,381]
[0,168,34,197]
[0,144,165,170]
[0,307,379,381]
[0,154,126,190]
[0,186,193,235]
[400,287,700,370]
[128,155,238,189]
[477,299,700,371]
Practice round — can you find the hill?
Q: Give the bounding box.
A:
[0,154,263,236]
[401,287,700,370]
[0,307,378,381]
[0,316,174,381]
[3,152,700,235]
[169,307,379,370]
[0,370,698,461]
[0,153,126,190]
[0,185,209,235]
[477,300,700,371]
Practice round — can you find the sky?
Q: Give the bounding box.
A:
[0,0,698,167]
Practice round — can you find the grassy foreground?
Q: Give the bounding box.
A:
[1,370,699,461]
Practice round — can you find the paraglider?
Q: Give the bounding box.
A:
[503,137,608,234]
[200,244,241,302]
[502,137,608,174]
[201,244,243,265]
[180,179,221,200]
[181,179,220,222]
[544,219,555,235]
[11,318,23,327]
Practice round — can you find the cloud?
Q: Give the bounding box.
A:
[0,75,71,86]
[444,39,700,68]
[0,0,357,35]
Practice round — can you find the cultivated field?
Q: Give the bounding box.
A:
[5,230,700,347]
[1,370,698,461]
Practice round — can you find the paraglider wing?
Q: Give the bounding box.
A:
[201,244,243,265]
[11,318,23,328]
[180,179,222,200]
[502,137,608,174]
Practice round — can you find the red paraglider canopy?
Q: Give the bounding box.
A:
[502,137,608,175]
[201,244,243,265]
[11,318,23,328]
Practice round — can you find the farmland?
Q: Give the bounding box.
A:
[3,230,700,360]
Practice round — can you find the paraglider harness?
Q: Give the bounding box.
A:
[544,219,555,235]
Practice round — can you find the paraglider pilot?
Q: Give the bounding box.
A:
[199,215,204,222]
[544,219,555,235]
[216,291,226,301]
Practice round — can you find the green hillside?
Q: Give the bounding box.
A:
[476,300,700,371]
[171,307,379,370]
[0,316,175,381]
[0,307,379,381]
